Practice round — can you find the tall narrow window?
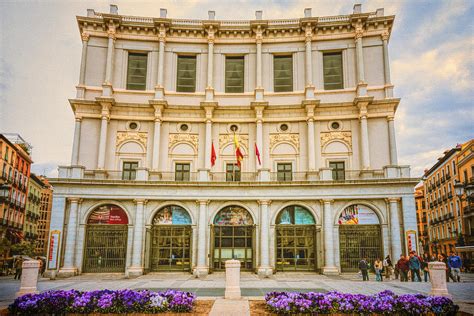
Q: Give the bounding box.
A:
[323,52,343,90]
[277,163,292,181]
[226,163,241,182]
[175,163,191,181]
[176,56,197,92]
[329,161,345,180]
[274,55,293,92]
[122,161,138,180]
[225,56,244,93]
[127,53,148,90]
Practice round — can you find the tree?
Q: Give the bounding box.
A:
[10,241,37,257]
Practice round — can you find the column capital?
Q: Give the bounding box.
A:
[381,31,390,41]
[134,198,148,205]
[107,29,116,40]
[321,199,334,204]
[304,23,313,42]
[387,114,395,122]
[196,199,210,205]
[158,25,167,42]
[354,25,364,40]
[81,32,90,42]
[258,199,271,206]
[67,197,83,204]
[74,115,83,122]
[386,197,400,203]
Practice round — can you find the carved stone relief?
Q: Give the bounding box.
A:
[168,133,199,150]
[219,134,248,150]
[320,131,352,150]
[270,133,299,151]
[116,131,148,149]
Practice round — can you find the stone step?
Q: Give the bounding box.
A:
[209,298,250,316]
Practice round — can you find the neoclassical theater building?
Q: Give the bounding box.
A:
[48,4,418,278]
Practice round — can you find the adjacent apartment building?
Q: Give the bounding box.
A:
[414,183,428,253]
[48,4,418,278]
[24,174,43,243]
[36,176,53,255]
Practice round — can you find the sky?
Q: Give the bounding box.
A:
[0,0,473,178]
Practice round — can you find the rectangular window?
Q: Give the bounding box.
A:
[329,161,345,181]
[176,56,197,92]
[122,161,138,180]
[226,163,241,182]
[175,163,191,181]
[273,55,293,92]
[225,56,244,93]
[323,52,343,90]
[277,163,292,181]
[127,52,148,90]
[452,161,456,175]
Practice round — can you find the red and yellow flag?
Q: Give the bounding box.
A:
[234,134,244,167]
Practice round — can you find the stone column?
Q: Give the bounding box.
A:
[354,26,367,96]
[389,198,402,258]
[194,200,209,277]
[304,24,315,99]
[60,198,81,276]
[258,200,272,277]
[16,260,40,297]
[129,199,146,277]
[322,200,338,274]
[103,27,116,96]
[254,26,264,101]
[70,117,82,165]
[78,32,89,86]
[97,104,110,170]
[155,27,166,99]
[429,262,452,298]
[359,110,370,170]
[306,104,316,171]
[152,105,163,171]
[254,106,265,169]
[381,31,393,98]
[205,27,215,101]
[387,115,398,165]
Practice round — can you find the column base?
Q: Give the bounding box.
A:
[254,87,265,101]
[322,266,339,275]
[154,85,165,99]
[304,85,315,99]
[306,171,319,181]
[102,83,113,97]
[57,267,78,278]
[126,266,144,278]
[430,289,452,299]
[205,87,215,101]
[319,168,333,180]
[16,288,39,298]
[198,169,210,181]
[356,82,368,97]
[76,85,85,99]
[257,266,273,278]
[257,168,270,181]
[193,266,209,278]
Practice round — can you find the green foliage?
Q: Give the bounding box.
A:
[10,241,37,257]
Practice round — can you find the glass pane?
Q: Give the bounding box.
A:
[177,56,196,92]
[274,56,293,92]
[225,57,244,93]
[127,53,148,90]
[323,52,343,90]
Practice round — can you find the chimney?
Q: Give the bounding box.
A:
[255,10,263,20]
[353,4,362,14]
[376,8,384,17]
[110,4,118,14]
[160,8,167,18]
[86,9,95,17]
[208,10,215,20]
[304,8,312,18]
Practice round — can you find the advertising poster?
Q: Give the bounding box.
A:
[338,204,379,225]
[214,206,253,225]
[48,230,60,270]
[153,206,192,225]
[406,230,417,253]
[87,205,129,224]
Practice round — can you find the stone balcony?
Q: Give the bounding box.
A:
[57,165,411,183]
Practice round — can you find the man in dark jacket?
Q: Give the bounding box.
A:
[409,252,422,282]
[359,258,369,281]
[396,254,409,282]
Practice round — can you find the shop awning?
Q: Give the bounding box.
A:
[455,246,474,253]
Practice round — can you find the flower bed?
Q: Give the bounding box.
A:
[265,290,459,315]
[9,289,195,315]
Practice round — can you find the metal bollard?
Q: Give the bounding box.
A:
[16,260,40,297]
[224,259,241,299]
[428,261,451,298]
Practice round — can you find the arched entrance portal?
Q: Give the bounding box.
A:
[148,205,192,272]
[211,206,255,271]
[338,204,383,272]
[83,204,129,273]
[275,205,317,271]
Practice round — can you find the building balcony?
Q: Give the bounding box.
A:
[441,176,445,183]
[57,165,412,183]
[446,173,451,180]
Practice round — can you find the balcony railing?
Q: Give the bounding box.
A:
[57,165,412,183]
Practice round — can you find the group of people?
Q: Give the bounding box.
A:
[358,251,463,282]
[12,256,46,280]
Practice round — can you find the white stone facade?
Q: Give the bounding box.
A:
[48,4,418,278]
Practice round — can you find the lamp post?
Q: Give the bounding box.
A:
[454,179,473,246]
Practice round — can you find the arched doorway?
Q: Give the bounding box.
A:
[275,205,317,271]
[211,206,255,271]
[148,205,192,272]
[338,204,383,272]
[83,204,129,273]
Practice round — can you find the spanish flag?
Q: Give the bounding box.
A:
[234,134,244,167]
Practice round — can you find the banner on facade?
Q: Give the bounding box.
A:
[338,204,379,225]
[406,230,418,253]
[48,230,61,270]
[87,205,129,224]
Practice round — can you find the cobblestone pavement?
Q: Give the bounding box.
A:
[1,272,473,313]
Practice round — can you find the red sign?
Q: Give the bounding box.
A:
[88,205,128,224]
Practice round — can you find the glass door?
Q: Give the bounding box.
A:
[211,225,254,271]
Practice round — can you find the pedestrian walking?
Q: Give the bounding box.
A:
[383,255,393,280]
[396,254,409,282]
[13,256,23,280]
[409,252,422,282]
[448,252,462,282]
[440,253,456,282]
[421,253,430,282]
[374,258,383,281]
[359,258,369,281]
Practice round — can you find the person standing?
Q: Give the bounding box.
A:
[13,256,23,280]
[448,252,462,282]
[359,258,369,281]
[374,258,383,281]
[421,253,430,282]
[396,254,409,282]
[383,255,393,280]
[409,252,422,282]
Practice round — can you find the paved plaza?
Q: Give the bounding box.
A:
[1,272,473,314]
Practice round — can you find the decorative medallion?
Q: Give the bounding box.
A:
[270,133,299,151]
[116,131,148,149]
[168,133,199,149]
[219,134,248,150]
[320,131,352,150]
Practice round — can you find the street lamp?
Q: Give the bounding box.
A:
[454,179,474,199]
